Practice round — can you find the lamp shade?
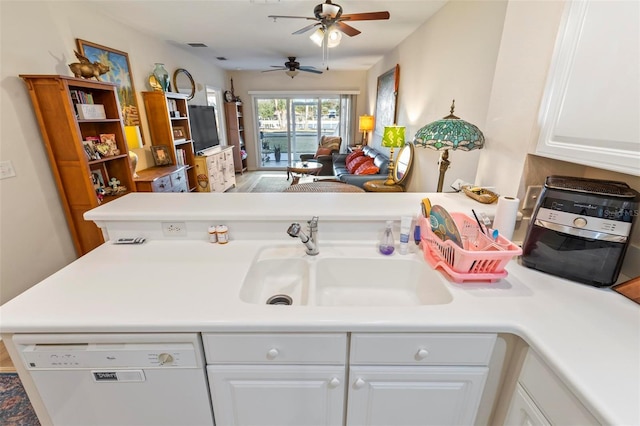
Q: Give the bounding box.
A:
[359,115,374,132]
[414,100,485,151]
[310,28,324,46]
[125,125,143,150]
[382,125,405,148]
[285,69,299,79]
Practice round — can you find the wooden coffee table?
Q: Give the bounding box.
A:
[287,161,323,185]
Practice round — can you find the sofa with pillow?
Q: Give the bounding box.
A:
[299,135,342,176]
[332,145,390,188]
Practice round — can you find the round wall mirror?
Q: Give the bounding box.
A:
[172,68,195,100]
[394,143,414,185]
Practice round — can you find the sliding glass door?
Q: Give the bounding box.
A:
[255,96,344,170]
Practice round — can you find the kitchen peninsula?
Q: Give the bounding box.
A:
[1,192,638,426]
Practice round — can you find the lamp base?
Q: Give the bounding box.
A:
[384,147,396,186]
[129,150,139,178]
[436,149,450,192]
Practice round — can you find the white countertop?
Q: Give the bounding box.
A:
[1,192,638,425]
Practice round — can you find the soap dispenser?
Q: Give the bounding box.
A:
[379,221,395,255]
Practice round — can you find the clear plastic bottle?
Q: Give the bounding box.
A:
[379,221,395,255]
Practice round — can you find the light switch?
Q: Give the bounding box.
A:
[0,160,16,180]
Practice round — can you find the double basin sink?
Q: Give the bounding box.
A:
[239,243,453,307]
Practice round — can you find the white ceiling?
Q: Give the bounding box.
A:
[89,0,447,72]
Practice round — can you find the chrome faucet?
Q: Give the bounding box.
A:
[287,216,319,256]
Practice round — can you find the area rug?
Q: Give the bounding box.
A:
[249,175,291,193]
[0,373,40,425]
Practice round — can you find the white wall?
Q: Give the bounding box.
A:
[0,1,227,304]
[365,0,509,193]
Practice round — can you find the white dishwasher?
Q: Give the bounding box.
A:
[14,333,214,426]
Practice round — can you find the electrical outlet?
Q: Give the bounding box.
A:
[523,185,543,209]
[161,222,187,237]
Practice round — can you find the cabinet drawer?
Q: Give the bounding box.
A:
[203,333,347,364]
[170,169,186,188]
[350,333,496,365]
[151,175,172,192]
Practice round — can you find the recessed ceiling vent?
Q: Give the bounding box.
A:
[187,42,208,48]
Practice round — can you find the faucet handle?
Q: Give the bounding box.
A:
[309,216,319,227]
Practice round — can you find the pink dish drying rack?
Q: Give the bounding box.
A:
[419,213,522,282]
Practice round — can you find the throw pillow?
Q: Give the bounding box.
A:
[320,136,342,152]
[347,155,370,173]
[345,149,364,164]
[314,147,332,158]
[354,161,380,175]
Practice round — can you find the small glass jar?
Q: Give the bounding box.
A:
[208,226,218,243]
[216,225,229,244]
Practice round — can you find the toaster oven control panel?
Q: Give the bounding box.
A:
[535,208,631,238]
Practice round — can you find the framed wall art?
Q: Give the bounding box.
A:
[151,145,173,166]
[373,64,400,146]
[173,126,186,141]
[76,39,145,144]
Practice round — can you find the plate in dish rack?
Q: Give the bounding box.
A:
[429,205,463,248]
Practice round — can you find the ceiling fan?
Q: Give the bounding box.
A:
[262,57,323,78]
[268,0,390,38]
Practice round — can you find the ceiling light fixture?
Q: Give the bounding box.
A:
[309,25,342,70]
[285,69,300,79]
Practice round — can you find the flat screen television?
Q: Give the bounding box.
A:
[188,105,220,154]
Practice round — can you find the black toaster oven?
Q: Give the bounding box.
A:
[522,176,639,286]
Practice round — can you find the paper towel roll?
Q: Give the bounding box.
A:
[492,196,520,241]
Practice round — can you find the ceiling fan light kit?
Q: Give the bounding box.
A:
[262,56,322,78]
[268,0,390,67]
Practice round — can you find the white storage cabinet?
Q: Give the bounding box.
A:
[203,333,347,426]
[504,349,599,425]
[347,333,496,426]
[536,1,639,175]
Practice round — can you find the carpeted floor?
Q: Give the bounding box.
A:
[0,373,40,425]
[249,175,292,193]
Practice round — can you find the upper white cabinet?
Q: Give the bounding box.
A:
[536,0,639,176]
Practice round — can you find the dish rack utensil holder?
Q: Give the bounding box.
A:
[419,213,522,282]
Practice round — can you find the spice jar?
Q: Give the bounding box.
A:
[216,225,229,244]
[208,226,218,243]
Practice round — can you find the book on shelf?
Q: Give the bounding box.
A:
[176,148,186,166]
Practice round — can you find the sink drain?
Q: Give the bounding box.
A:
[266,294,293,305]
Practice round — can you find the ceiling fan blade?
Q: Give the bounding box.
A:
[292,23,320,35]
[262,68,286,73]
[335,21,361,37]
[340,11,390,21]
[299,68,323,75]
[268,15,316,20]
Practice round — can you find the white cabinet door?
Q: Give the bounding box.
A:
[207,364,345,426]
[536,1,639,175]
[504,384,550,426]
[346,365,488,426]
